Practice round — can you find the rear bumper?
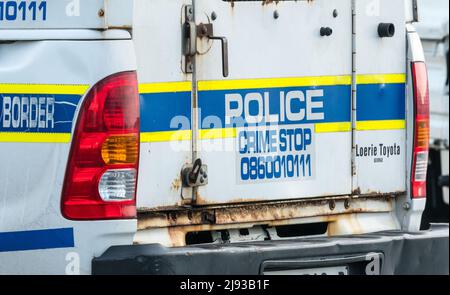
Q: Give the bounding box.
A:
[92,224,449,275]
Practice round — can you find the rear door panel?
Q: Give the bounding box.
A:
[354,0,407,194]
[134,0,194,209]
[194,0,353,205]
[134,0,409,210]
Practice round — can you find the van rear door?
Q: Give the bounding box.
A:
[192,0,353,205]
[135,0,409,210]
[353,0,407,195]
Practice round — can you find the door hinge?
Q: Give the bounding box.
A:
[182,5,196,73]
[182,5,229,77]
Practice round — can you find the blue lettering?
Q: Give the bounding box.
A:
[239,131,247,154]
[0,1,47,22]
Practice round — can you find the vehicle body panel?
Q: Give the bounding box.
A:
[353,0,407,195]
[0,37,136,274]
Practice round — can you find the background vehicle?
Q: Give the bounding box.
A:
[415,0,449,228]
[0,0,448,275]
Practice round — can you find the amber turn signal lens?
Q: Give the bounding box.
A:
[416,119,430,149]
[101,135,139,165]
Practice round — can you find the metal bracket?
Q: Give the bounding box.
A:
[182,5,229,77]
[181,158,208,188]
[411,0,419,22]
[182,5,196,73]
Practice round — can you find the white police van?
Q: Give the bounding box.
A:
[0,0,448,275]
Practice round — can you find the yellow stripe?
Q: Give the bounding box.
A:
[137,74,405,94]
[140,123,353,142]
[356,120,406,131]
[0,132,71,143]
[140,130,191,142]
[198,75,352,91]
[140,128,238,143]
[140,120,404,142]
[0,84,89,95]
[315,122,352,133]
[199,128,237,140]
[0,120,403,144]
[138,82,192,94]
[356,74,406,85]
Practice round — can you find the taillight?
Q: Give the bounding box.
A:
[411,62,430,199]
[62,72,140,220]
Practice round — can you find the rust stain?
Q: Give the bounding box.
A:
[327,213,364,236]
[168,227,188,247]
[352,187,362,196]
[194,194,265,206]
[171,176,182,192]
[162,212,374,248]
[193,189,403,206]
[138,195,394,231]
[228,0,315,10]
[261,0,314,6]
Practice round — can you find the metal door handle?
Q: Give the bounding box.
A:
[208,36,229,77]
[198,23,229,77]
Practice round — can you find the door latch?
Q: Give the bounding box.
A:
[182,158,208,187]
[182,5,229,77]
[197,23,229,77]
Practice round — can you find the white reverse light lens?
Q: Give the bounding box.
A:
[414,152,429,182]
[98,169,136,201]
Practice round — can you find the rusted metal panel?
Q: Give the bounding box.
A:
[138,195,395,230]
[136,194,400,247]
[136,207,399,247]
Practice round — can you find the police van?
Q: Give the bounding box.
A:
[0,0,448,275]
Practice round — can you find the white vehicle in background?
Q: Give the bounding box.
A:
[415,0,449,227]
[0,0,448,275]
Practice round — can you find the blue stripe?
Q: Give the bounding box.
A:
[140,85,351,132]
[1,83,406,135]
[0,228,74,252]
[139,83,405,133]
[357,83,405,121]
[199,85,351,128]
[140,92,191,133]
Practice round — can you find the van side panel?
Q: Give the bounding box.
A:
[0,38,136,274]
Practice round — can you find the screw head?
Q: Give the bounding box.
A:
[211,11,217,21]
[329,200,336,211]
[273,10,280,19]
[333,9,338,18]
[98,9,105,17]
[344,199,351,209]
[403,202,411,210]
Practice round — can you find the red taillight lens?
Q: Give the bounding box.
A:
[62,72,140,220]
[411,62,430,199]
